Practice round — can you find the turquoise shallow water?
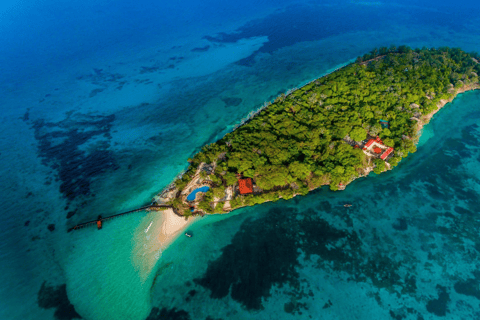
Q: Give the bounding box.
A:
[1,1,480,319]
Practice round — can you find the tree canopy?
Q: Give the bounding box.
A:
[176,47,479,214]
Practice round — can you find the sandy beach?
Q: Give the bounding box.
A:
[132,209,195,281]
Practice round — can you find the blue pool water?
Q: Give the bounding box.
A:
[187,187,210,201]
[1,1,480,319]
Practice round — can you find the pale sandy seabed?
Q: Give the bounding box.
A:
[132,209,195,281]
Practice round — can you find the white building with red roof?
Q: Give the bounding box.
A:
[362,137,394,161]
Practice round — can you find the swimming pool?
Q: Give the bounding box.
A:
[186,186,210,201]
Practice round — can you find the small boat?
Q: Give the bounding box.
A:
[185,231,193,238]
[145,221,153,233]
[344,204,352,208]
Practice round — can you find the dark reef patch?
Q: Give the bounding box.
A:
[221,97,242,107]
[407,126,480,215]
[426,285,449,316]
[203,4,385,66]
[401,275,417,295]
[392,218,408,231]
[22,108,30,121]
[191,45,210,52]
[195,205,406,310]
[318,200,332,212]
[389,310,406,320]
[454,271,480,300]
[140,66,160,74]
[48,224,55,232]
[402,121,480,249]
[454,206,471,215]
[31,113,118,205]
[76,69,124,85]
[37,282,82,320]
[89,88,105,98]
[195,207,301,310]
[185,289,197,302]
[461,123,480,148]
[66,210,77,219]
[284,299,307,315]
[146,307,191,320]
[203,2,474,67]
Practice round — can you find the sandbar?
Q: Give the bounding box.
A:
[132,208,194,281]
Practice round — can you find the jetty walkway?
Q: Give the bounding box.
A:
[68,204,172,232]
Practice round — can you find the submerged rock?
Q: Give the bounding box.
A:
[37,282,82,320]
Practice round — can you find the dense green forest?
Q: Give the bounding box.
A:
[171,46,480,214]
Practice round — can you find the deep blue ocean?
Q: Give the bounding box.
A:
[1,1,480,319]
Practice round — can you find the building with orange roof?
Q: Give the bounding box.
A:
[361,136,394,161]
[238,178,253,195]
[365,139,376,148]
[380,147,394,160]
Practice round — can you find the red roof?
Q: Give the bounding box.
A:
[365,139,375,148]
[376,137,384,144]
[238,178,253,194]
[380,147,394,160]
[373,147,383,154]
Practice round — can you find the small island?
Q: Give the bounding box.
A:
[156,46,480,216]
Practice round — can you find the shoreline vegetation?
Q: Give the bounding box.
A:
[155,46,480,218]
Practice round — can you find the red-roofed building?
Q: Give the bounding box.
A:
[238,178,253,195]
[365,139,376,148]
[360,136,394,161]
[380,147,394,160]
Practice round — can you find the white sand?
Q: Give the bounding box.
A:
[132,209,195,281]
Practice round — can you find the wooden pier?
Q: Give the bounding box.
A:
[68,204,172,232]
